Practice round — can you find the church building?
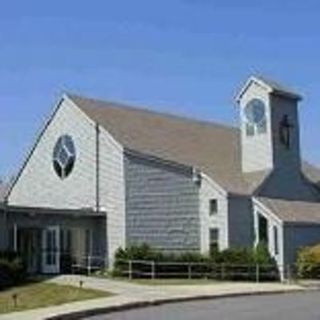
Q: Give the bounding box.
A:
[1,75,320,276]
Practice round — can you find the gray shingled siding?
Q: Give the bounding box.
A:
[124,153,200,252]
[228,195,254,248]
[283,224,320,265]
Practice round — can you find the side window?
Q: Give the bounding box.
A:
[258,213,269,244]
[209,199,218,215]
[273,226,279,255]
[209,228,219,253]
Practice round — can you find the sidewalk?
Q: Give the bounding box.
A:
[0,276,306,320]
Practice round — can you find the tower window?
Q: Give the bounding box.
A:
[257,119,267,134]
[244,99,267,136]
[246,123,255,136]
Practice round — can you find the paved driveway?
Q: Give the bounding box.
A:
[86,292,320,320]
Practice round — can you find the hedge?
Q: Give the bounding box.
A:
[296,244,320,279]
[0,252,26,290]
[113,243,279,281]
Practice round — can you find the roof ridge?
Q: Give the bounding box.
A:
[67,92,238,132]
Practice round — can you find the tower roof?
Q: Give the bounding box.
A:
[235,75,302,103]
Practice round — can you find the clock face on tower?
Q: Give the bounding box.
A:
[244,98,266,125]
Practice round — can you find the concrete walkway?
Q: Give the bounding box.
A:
[0,275,306,320]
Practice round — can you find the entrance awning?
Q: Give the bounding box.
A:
[0,204,106,218]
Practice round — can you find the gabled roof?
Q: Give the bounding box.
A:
[236,75,302,102]
[68,93,319,196]
[70,94,259,194]
[256,196,320,224]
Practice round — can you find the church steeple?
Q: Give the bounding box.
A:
[236,76,302,174]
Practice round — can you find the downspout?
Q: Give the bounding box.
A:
[95,123,108,268]
[95,123,100,213]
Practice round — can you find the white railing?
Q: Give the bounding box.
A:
[115,259,281,282]
[69,255,106,275]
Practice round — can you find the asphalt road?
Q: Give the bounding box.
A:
[86,292,320,320]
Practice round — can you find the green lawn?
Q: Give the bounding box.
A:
[0,281,112,314]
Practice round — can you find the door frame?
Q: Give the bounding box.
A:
[18,228,39,273]
[42,226,60,274]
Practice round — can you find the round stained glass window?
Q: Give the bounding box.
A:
[53,135,76,179]
[244,99,266,124]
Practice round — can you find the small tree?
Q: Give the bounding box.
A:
[297,244,320,279]
[253,242,274,265]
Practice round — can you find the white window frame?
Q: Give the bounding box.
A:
[209,228,219,252]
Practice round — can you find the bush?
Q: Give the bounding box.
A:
[214,247,254,264]
[297,244,320,279]
[253,242,274,265]
[0,253,26,290]
[113,243,278,281]
[208,243,278,281]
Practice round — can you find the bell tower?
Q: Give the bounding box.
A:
[236,76,302,174]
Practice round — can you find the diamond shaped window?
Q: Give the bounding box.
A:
[52,135,76,179]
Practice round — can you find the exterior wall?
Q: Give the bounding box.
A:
[253,200,284,267]
[270,95,301,172]
[98,126,126,266]
[8,98,97,210]
[239,81,273,173]
[228,195,254,248]
[7,97,127,267]
[124,152,200,252]
[199,175,228,253]
[283,224,320,265]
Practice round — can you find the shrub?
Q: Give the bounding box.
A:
[253,242,275,265]
[0,254,26,290]
[216,247,255,264]
[113,243,278,281]
[0,251,21,261]
[115,243,162,262]
[253,243,279,281]
[208,243,277,281]
[296,244,320,279]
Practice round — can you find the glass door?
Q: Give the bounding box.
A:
[42,226,60,274]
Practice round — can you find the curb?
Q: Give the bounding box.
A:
[46,288,305,320]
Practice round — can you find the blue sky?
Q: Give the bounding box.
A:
[1,0,320,179]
